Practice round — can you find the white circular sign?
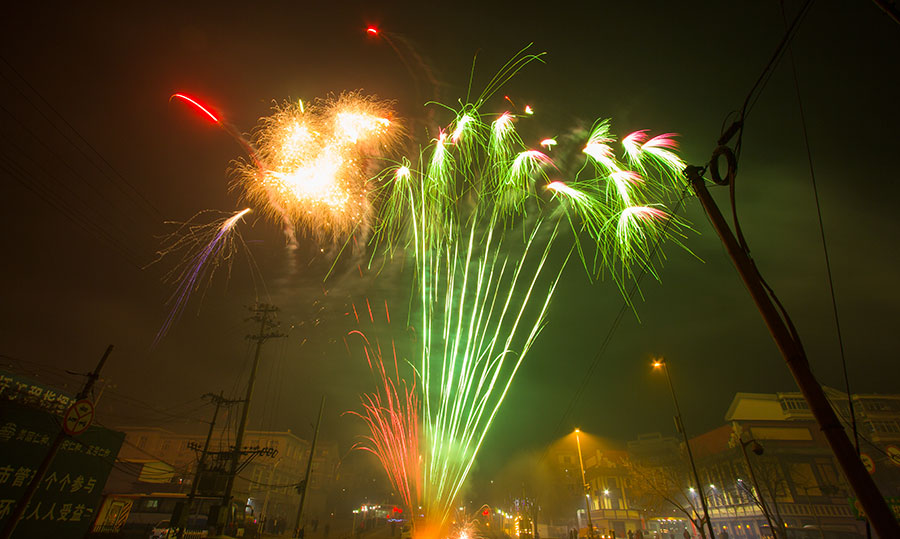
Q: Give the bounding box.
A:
[63,399,94,436]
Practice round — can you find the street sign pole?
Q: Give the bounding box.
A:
[0,344,113,539]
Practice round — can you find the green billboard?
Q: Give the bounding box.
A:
[0,401,124,538]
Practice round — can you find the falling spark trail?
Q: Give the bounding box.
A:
[346,303,420,515]
[154,208,252,344]
[364,49,689,533]
[165,50,690,537]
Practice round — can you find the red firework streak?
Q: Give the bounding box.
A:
[346,298,421,515]
[170,92,264,171]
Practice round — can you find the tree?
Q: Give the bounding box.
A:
[623,459,707,538]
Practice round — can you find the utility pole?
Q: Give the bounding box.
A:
[218,303,285,535]
[1,345,113,539]
[176,391,238,539]
[684,163,900,538]
[294,396,325,538]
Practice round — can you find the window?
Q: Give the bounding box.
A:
[815,463,840,491]
[780,397,809,411]
[790,462,821,496]
[861,399,896,412]
[868,420,900,434]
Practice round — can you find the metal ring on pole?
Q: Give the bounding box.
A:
[709,145,737,186]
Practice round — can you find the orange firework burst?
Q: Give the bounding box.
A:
[234,93,400,242]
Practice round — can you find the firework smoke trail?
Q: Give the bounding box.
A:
[346,299,421,515]
[367,50,689,532]
[153,208,252,344]
[366,26,441,106]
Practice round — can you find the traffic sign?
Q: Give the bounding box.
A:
[63,399,95,436]
[860,453,875,475]
[887,446,900,467]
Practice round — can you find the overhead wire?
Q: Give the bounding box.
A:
[714,0,818,353]
[0,353,82,391]
[33,412,194,481]
[98,392,209,425]
[538,0,819,466]
[0,55,163,220]
[0,351,209,426]
[0,57,161,270]
[727,0,817,256]
[0,153,146,269]
[539,189,690,464]
[779,0,859,457]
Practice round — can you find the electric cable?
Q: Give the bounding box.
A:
[0,155,146,269]
[779,1,859,459]
[0,100,156,256]
[0,55,163,220]
[540,189,690,465]
[711,0,819,356]
[725,0,816,256]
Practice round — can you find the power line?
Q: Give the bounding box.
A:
[0,55,163,220]
[779,1,858,458]
[0,101,154,241]
[540,190,690,463]
[0,155,146,269]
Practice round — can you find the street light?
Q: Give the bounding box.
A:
[574,428,595,539]
[652,357,716,539]
[732,434,778,538]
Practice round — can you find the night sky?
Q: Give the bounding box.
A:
[2,1,899,492]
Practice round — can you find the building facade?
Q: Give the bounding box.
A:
[615,388,900,538]
[111,426,339,533]
[582,449,644,538]
[707,388,900,537]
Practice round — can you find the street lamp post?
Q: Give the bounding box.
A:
[574,429,595,539]
[652,357,715,539]
[734,436,778,539]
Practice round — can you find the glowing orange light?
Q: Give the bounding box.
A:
[236,94,397,240]
[366,27,379,36]
[170,93,220,124]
